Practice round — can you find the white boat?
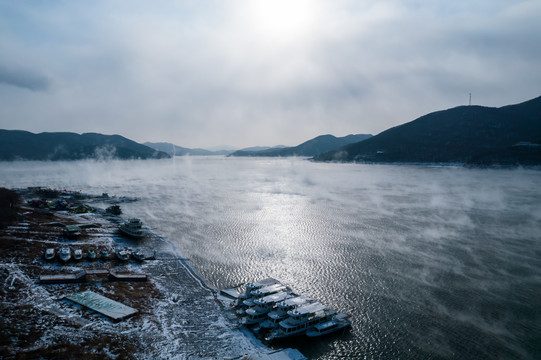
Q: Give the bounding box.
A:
[44,248,55,261]
[237,279,285,316]
[86,248,97,261]
[242,291,293,325]
[259,295,313,330]
[236,278,281,307]
[73,248,83,261]
[265,302,335,340]
[132,248,146,261]
[100,248,109,260]
[116,247,131,261]
[306,313,351,337]
[106,204,121,215]
[243,283,290,308]
[231,278,351,341]
[119,218,144,238]
[58,247,71,263]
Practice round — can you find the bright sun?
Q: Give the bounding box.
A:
[244,0,320,45]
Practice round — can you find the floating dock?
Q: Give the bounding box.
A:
[109,271,147,282]
[220,287,241,299]
[39,270,87,284]
[39,269,147,283]
[85,269,110,276]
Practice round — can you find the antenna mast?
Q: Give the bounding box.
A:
[469,93,472,106]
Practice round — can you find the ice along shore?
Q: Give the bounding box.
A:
[0,187,304,359]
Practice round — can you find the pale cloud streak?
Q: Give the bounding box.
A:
[0,0,540,148]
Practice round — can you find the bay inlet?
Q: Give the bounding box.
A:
[1,157,540,359]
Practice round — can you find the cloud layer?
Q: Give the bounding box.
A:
[0,0,540,148]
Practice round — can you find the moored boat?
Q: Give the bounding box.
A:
[259,295,313,330]
[44,248,55,261]
[86,248,97,261]
[119,218,144,238]
[58,247,71,263]
[265,302,335,341]
[106,204,121,215]
[132,248,150,261]
[236,278,282,307]
[73,248,83,261]
[100,248,109,260]
[226,278,351,343]
[242,291,293,325]
[306,313,351,337]
[116,247,131,261]
[242,283,290,308]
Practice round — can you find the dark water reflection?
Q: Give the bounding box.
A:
[2,158,540,359]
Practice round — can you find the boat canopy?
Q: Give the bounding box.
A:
[287,302,327,317]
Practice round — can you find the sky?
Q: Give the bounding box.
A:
[0,0,540,149]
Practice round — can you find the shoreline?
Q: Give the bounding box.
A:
[0,187,301,359]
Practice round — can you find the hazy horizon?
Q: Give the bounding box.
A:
[1,1,540,148]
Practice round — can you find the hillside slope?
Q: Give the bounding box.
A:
[316,96,541,166]
[230,134,372,157]
[0,130,170,160]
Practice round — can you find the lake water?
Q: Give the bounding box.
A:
[2,157,540,359]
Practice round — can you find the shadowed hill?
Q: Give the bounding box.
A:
[0,130,170,160]
[230,134,372,157]
[315,95,541,166]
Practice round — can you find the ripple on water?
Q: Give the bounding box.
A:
[3,158,540,359]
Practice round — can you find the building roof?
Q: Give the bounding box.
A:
[65,290,138,321]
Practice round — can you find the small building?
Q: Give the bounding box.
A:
[64,224,82,238]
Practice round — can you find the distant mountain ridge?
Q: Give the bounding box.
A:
[238,145,288,152]
[144,142,231,156]
[144,142,289,156]
[315,95,541,166]
[229,134,372,157]
[0,130,170,161]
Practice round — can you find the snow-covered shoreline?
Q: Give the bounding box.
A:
[0,188,302,359]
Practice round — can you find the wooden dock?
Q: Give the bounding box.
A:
[109,271,147,282]
[40,269,147,283]
[39,270,87,284]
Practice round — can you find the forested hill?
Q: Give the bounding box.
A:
[229,134,372,157]
[315,95,541,166]
[0,130,170,160]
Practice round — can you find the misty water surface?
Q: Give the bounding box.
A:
[1,157,540,359]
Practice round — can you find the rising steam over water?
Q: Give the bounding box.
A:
[2,157,541,359]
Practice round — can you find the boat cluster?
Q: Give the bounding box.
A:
[28,198,95,214]
[230,278,351,341]
[44,246,154,263]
